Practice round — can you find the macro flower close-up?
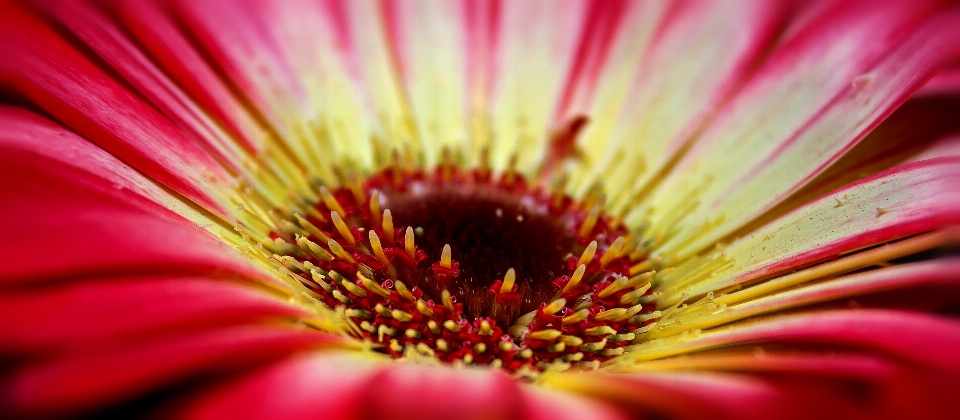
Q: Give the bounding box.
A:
[2,0,960,418]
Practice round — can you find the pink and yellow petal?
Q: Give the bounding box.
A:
[583,0,784,200]
[650,259,960,339]
[643,2,957,258]
[660,157,960,303]
[0,107,267,285]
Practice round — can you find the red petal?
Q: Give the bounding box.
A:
[0,1,231,215]
[0,276,309,355]
[0,326,344,417]
[0,107,264,285]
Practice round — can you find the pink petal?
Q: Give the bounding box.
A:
[32,0,254,172]
[0,1,231,215]
[648,2,958,257]
[634,309,960,377]
[170,0,307,138]
[0,276,309,355]
[0,326,344,417]
[554,365,960,420]
[548,370,789,420]
[621,350,899,381]
[110,0,272,154]
[179,353,629,420]
[176,352,382,420]
[0,107,265,285]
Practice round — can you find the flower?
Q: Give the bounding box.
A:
[2,0,960,418]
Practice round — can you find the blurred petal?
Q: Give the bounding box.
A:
[651,259,960,338]
[33,0,255,172]
[0,107,264,285]
[178,352,628,420]
[0,276,310,355]
[0,1,232,214]
[0,326,346,417]
[627,309,960,376]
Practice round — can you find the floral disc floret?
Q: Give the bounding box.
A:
[268,156,662,376]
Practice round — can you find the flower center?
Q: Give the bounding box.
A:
[271,158,659,376]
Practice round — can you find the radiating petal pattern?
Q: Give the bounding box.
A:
[1,0,959,418]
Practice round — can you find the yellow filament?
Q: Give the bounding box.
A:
[542,298,567,315]
[346,172,365,204]
[294,214,331,243]
[369,230,389,265]
[442,289,456,312]
[319,186,346,218]
[370,190,382,228]
[404,226,416,258]
[500,268,517,293]
[599,236,625,268]
[578,241,598,266]
[331,211,355,245]
[529,329,562,340]
[327,239,356,263]
[440,244,452,268]
[563,264,587,293]
[578,206,601,238]
[358,272,389,298]
[629,255,661,276]
[383,210,395,243]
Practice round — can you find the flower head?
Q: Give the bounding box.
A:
[2,0,959,418]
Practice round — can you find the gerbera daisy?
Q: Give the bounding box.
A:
[1,0,959,418]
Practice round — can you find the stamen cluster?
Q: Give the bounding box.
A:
[270,161,661,375]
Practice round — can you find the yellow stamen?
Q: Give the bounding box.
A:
[358,272,389,298]
[296,235,333,261]
[370,190,382,228]
[598,276,628,299]
[331,211,355,245]
[346,171,365,204]
[529,329,562,340]
[562,309,590,325]
[440,244,452,269]
[404,226,416,258]
[563,264,587,293]
[629,255,661,276]
[294,213,331,243]
[594,308,627,322]
[441,289,456,312]
[383,209,395,243]
[391,309,413,322]
[319,186,346,218]
[416,300,434,316]
[542,298,567,315]
[368,230,389,265]
[500,268,516,293]
[578,205,601,238]
[394,280,416,302]
[578,241,598,266]
[599,236,625,268]
[443,319,461,333]
[327,239,356,263]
